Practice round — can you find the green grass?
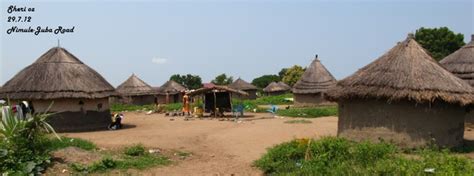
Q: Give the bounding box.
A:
[276,106,338,118]
[111,103,155,112]
[232,93,293,112]
[46,137,97,151]
[70,144,170,174]
[284,119,312,124]
[111,103,182,112]
[254,137,474,175]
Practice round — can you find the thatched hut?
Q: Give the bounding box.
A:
[228,78,258,99]
[115,74,157,105]
[292,56,336,106]
[186,85,248,117]
[440,34,474,123]
[263,82,291,96]
[327,34,474,148]
[156,80,186,104]
[0,47,116,132]
[440,35,474,86]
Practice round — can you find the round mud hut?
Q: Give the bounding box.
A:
[115,74,157,105]
[292,55,337,106]
[263,81,291,96]
[156,80,186,104]
[440,34,474,123]
[0,47,116,132]
[228,78,258,100]
[327,34,474,148]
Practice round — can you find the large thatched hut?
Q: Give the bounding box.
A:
[440,34,474,123]
[0,47,116,132]
[115,74,157,105]
[228,78,258,99]
[156,80,186,104]
[263,81,291,96]
[327,34,474,148]
[292,56,336,106]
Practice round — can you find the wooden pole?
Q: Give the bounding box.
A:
[214,90,217,118]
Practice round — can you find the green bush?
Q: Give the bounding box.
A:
[255,137,474,175]
[0,103,59,175]
[276,106,338,118]
[124,144,146,156]
[164,103,182,111]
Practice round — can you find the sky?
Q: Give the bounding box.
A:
[1,0,473,87]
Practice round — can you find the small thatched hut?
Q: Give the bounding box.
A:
[327,34,474,148]
[156,80,186,104]
[115,74,157,105]
[228,78,258,99]
[440,34,474,123]
[186,85,248,117]
[0,47,116,132]
[263,81,291,96]
[440,35,474,86]
[292,56,337,106]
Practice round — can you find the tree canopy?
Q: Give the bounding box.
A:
[211,73,234,85]
[414,27,465,61]
[170,74,202,90]
[282,65,305,87]
[252,75,281,89]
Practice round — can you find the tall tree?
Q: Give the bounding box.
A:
[278,68,288,79]
[252,75,280,89]
[211,73,234,85]
[414,27,465,61]
[170,74,202,90]
[282,65,305,87]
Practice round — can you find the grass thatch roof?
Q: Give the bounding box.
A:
[292,56,337,94]
[263,81,291,93]
[440,34,474,86]
[116,74,156,96]
[327,34,474,105]
[156,80,186,95]
[228,78,257,91]
[186,85,248,96]
[0,47,115,100]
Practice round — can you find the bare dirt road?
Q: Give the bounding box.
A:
[62,112,338,175]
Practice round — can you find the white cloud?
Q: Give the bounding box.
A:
[151,57,168,64]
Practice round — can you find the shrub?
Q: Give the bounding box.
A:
[124,144,146,156]
[255,137,474,175]
[0,102,59,175]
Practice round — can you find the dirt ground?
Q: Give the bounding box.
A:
[61,112,337,175]
[60,112,474,175]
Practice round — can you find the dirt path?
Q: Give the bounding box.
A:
[63,112,338,175]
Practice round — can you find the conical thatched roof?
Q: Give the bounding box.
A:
[327,34,474,105]
[263,81,291,93]
[0,47,115,99]
[440,34,474,86]
[228,78,257,91]
[157,80,186,95]
[116,74,156,96]
[292,56,337,94]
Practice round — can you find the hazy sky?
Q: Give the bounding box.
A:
[1,0,473,87]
